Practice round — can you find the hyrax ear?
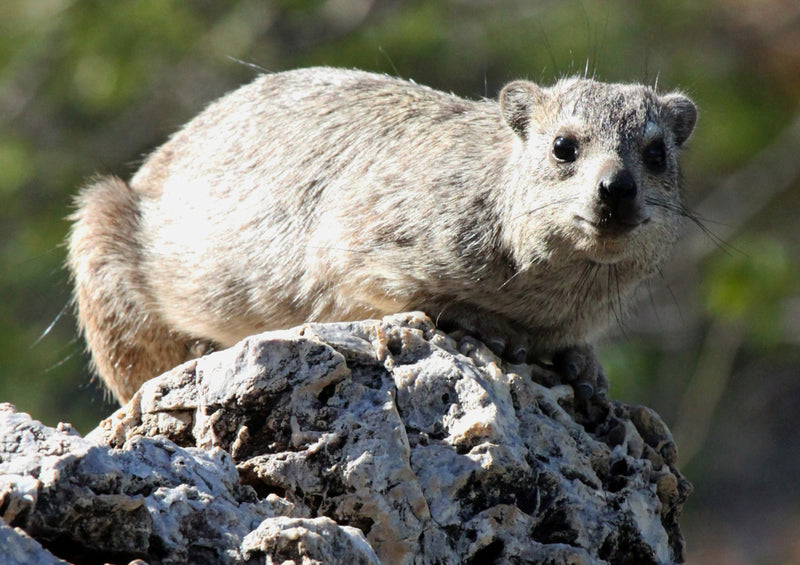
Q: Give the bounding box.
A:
[500,81,545,140]
[661,93,697,147]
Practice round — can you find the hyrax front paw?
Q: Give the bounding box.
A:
[432,307,608,403]
[434,306,532,363]
[552,344,609,401]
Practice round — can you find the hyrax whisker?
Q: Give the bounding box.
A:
[613,264,627,336]
[32,301,71,349]
[645,277,661,326]
[513,196,578,222]
[606,264,628,339]
[43,350,79,374]
[570,261,596,314]
[583,262,603,310]
[646,196,733,254]
[306,245,371,254]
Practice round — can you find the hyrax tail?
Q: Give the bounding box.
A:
[67,176,192,404]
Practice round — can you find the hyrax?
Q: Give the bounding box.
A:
[67,67,697,404]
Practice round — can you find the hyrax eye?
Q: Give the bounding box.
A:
[643,139,667,172]
[552,136,579,163]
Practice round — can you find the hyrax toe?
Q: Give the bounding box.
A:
[433,305,532,364]
[553,344,609,401]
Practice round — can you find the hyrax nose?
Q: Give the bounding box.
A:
[597,168,642,228]
[598,169,637,207]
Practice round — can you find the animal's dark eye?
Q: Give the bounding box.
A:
[552,136,578,163]
[643,139,667,172]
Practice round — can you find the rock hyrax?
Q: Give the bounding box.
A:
[67,67,697,404]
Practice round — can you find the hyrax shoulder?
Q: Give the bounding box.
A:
[67,67,696,403]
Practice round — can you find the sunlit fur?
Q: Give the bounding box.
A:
[68,68,696,402]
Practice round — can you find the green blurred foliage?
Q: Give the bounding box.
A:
[1,2,799,562]
[704,236,798,346]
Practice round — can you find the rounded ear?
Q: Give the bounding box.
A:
[500,80,544,140]
[661,93,697,147]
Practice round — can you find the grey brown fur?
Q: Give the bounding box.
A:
[67,67,696,403]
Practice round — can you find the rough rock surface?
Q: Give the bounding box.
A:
[0,312,691,564]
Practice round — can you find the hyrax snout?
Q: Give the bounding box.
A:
[596,166,642,230]
[67,67,697,404]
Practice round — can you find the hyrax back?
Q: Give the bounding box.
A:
[68,67,696,403]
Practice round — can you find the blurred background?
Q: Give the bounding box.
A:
[1,1,798,563]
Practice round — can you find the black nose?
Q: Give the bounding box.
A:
[596,168,643,229]
[598,169,637,206]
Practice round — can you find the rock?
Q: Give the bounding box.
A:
[0,312,691,564]
[0,519,71,565]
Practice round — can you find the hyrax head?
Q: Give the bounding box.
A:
[500,77,697,266]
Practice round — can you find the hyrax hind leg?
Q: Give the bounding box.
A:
[67,176,197,404]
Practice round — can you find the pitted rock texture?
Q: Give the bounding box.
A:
[1,312,691,564]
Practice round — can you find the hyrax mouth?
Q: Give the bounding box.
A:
[573,211,650,240]
[575,214,651,238]
[569,214,647,264]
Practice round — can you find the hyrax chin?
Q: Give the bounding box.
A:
[67,67,697,404]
